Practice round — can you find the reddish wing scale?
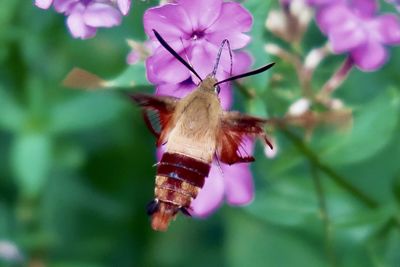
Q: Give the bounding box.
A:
[217,111,273,165]
[130,94,178,146]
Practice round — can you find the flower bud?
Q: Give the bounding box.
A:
[265,0,312,43]
[288,98,311,116]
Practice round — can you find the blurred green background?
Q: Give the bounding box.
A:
[1,0,400,266]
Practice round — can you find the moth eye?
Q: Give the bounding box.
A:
[215,85,221,94]
[146,199,159,216]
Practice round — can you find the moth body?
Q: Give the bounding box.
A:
[150,76,220,231]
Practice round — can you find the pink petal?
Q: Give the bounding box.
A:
[66,9,97,39]
[156,80,196,99]
[223,163,254,205]
[144,4,192,41]
[190,41,220,82]
[207,32,251,51]
[217,82,233,111]
[35,0,53,9]
[205,2,253,49]
[351,0,378,18]
[83,3,122,28]
[316,4,353,33]
[369,14,400,45]
[351,40,388,71]
[146,46,191,84]
[232,51,252,74]
[329,24,366,53]
[223,139,255,205]
[307,0,340,6]
[178,0,222,29]
[117,0,130,15]
[216,51,252,110]
[190,163,225,217]
[54,0,78,13]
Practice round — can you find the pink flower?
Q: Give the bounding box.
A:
[155,51,251,110]
[314,0,400,71]
[143,0,253,109]
[35,0,131,39]
[157,140,255,217]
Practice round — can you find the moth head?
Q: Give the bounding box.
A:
[201,75,220,94]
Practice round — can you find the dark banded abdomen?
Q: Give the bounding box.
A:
[155,152,211,208]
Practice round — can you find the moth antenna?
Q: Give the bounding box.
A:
[180,37,194,70]
[214,62,276,87]
[212,39,233,77]
[152,29,203,82]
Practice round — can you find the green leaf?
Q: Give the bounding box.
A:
[247,97,268,117]
[226,212,327,267]
[11,132,52,198]
[49,91,126,134]
[109,61,151,89]
[319,88,400,165]
[0,87,25,131]
[51,262,105,267]
[246,176,318,226]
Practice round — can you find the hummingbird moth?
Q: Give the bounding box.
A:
[131,30,275,231]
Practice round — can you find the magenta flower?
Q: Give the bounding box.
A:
[314,0,400,71]
[143,0,253,109]
[157,140,255,217]
[35,0,131,39]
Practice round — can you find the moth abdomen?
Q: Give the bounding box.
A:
[149,152,211,231]
[156,152,210,202]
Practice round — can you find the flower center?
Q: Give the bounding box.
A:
[191,30,205,40]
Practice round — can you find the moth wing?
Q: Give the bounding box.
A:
[216,111,273,165]
[130,93,179,146]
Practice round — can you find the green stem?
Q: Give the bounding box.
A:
[282,128,379,209]
[310,163,336,267]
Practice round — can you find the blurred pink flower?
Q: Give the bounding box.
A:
[35,0,131,39]
[314,0,400,71]
[143,0,253,109]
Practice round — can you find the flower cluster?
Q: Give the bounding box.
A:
[35,0,131,39]
[311,0,400,71]
[146,0,256,217]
